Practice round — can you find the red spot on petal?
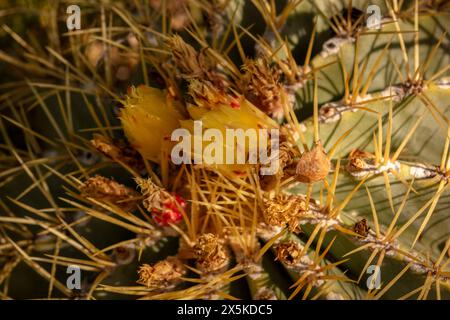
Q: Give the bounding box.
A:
[230,100,240,109]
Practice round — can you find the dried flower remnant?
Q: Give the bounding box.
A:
[259,137,298,191]
[167,35,227,87]
[136,178,185,226]
[90,134,144,173]
[347,149,376,174]
[354,219,370,237]
[194,233,230,273]
[242,58,285,120]
[137,256,186,289]
[275,241,303,266]
[263,194,309,232]
[295,142,330,183]
[79,175,139,211]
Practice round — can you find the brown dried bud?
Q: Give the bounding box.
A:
[194,233,229,273]
[346,149,375,174]
[137,256,186,289]
[275,241,303,266]
[295,142,330,183]
[353,219,370,237]
[135,178,185,226]
[80,175,139,211]
[279,141,297,170]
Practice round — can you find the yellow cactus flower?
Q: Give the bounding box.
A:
[120,85,185,163]
[174,80,280,177]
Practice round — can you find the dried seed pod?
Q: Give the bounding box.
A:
[137,256,186,289]
[295,142,330,183]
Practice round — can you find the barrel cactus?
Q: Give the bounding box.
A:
[0,0,449,300]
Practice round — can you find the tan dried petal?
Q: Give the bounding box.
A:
[295,142,330,183]
[167,35,207,78]
[260,139,298,191]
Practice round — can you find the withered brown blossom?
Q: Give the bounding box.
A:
[135,178,172,212]
[241,58,286,120]
[90,134,144,173]
[137,256,186,289]
[346,149,376,174]
[79,175,139,211]
[353,219,370,237]
[263,194,309,232]
[274,241,303,266]
[166,35,227,87]
[194,233,230,273]
[259,136,299,191]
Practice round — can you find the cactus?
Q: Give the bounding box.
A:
[0,0,449,300]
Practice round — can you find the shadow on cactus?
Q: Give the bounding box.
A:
[0,0,449,300]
